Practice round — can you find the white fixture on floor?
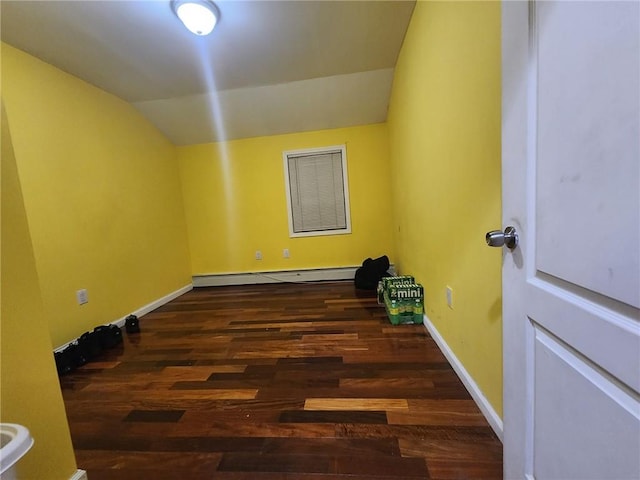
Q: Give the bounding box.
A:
[0,424,34,480]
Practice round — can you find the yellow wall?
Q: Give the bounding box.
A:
[1,103,78,479]
[178,124,394,274]
[0,10,503,471]
[387,1,502,415]
[1,43,192,348]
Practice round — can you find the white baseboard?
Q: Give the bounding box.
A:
[193,266,359,287]
[69,469,88,480]
[111,283,193,328]
[54,283,193,352]
[422,314,504,441]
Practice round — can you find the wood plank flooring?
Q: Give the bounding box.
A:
[60,281,502,479]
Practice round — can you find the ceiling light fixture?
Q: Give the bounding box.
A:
[171,0,220,36]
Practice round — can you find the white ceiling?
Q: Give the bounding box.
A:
[1,0,415,145]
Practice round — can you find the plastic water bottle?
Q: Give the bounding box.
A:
[390,300,399,316]
[413,298,423,321]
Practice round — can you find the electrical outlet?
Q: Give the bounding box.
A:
[446,286,453,309]
[76,289,88,305]
[255,250,262,260]
[283,248,290,258]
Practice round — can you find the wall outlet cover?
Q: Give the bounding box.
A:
[76,289,88,305]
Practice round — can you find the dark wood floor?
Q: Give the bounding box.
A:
[60,281,502,479]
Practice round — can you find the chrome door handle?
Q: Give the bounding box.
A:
[486,226,518,250]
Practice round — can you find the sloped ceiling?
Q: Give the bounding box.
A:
[1,0,415,145]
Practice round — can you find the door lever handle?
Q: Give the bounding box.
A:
[486,226,518,250]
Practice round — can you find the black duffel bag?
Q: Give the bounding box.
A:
[93,324,123,349]
[55,342,90,375]
[54,349,74,375]
[65,343,88,368]
[78,330,103,360]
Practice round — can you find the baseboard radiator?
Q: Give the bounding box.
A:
[193,266,360,287]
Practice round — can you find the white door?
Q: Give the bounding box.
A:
[500,1,640,479]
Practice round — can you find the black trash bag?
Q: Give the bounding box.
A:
[354,255,391,290]
[125,314,140,334]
